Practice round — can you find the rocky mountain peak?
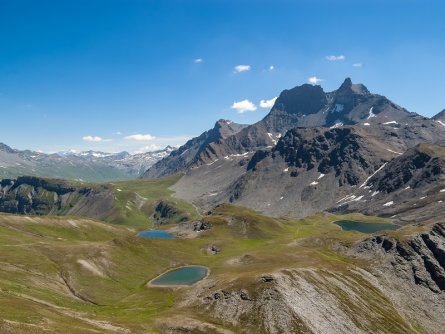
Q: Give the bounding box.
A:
[0,143,15,153]
[212,119,247,139]
[432,109,445,122]
[271,83,328,116]
[335,77,370,96]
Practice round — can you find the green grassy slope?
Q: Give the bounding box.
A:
[0,206,426,333]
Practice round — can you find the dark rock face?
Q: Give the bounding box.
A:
[0,176,114,218]
[154,201,179,220]
[352,223,445,293]
[222,126,391,217]
[332,143,445,221]
[274,127,371,184]
[193,221,211,232]
[272,83,328,116]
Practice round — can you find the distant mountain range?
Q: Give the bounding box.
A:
[0,144,175,182]
[144,78,445,222]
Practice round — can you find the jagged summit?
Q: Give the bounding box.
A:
[335,77,370,96]
[433,109,445,122]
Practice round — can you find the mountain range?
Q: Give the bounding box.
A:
[0,144,175,182]
[144,78,445,222]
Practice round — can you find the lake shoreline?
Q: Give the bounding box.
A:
[147,265,210,288]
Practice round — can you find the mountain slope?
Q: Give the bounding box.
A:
[433,109,445,126]
[331,143,445,222]
[143,119,247,178]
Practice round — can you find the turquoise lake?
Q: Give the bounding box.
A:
[137,230,174,239]
[334,220,400,234]
[150,266,209,286]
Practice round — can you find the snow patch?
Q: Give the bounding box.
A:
[330,122,343,129]
[230,152,250,158]
[419,196,427,200]
[267,133,277,145]
[310,181,318,186]
[337,194,356,203]
[383,201,394,207]
[383,121,398,125]
[371,191,379,197]
[436,120,445,126]
[318,173,325,179]
[206,159,219,166]
[386,149,402,155]
[363,123,370,126]
[359,163,387,188]
[440,189,445,193]
[283,167,289,172]
[332,104,344,113]
[367,107,376,119]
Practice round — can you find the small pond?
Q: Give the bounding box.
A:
[334,220,400,234]
[150,265,209,286]
[137,230,174,239]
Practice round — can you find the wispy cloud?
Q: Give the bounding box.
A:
[353,63,363,68]
[326,55,345,61]
[234,65,251,73]
[260,97,277,109]
[194,58,203,63]
[124,134,156,141]
[231,99,257,113]
[308,76,323,85]
[134,144,161,154]
[82,135,111,142]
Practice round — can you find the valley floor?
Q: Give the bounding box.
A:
[0,205,444,333]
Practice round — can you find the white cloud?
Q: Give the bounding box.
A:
[326,55,345,61]
[260,97,277,109]
[194,58,203,63]
[353,63,363,68]
[82,135,111,142]
[308,76,323,85]
[234,65,251,73]
[124,134,156,141]
[231,99,257,113]
[269,65,275,71]
[134,144,161,153]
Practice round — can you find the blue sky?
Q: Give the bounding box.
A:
[1,0,444,153]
